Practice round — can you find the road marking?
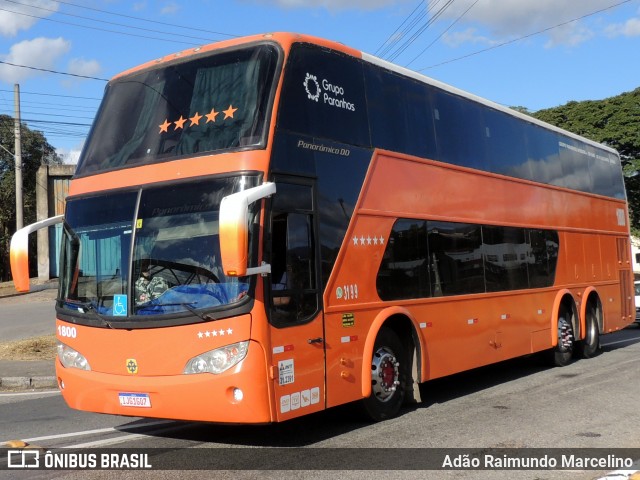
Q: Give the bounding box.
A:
[602,338,640,347]
[0,390,60,397]
[2,419,175,445]
[70,422,193,448]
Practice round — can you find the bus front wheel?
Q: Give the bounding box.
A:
[361,326,407,421]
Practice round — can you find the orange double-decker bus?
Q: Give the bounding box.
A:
[11,33,633,423]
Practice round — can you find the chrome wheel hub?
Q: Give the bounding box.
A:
[371,347,400,402]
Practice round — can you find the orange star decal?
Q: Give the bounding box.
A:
[223,104,238,119]
[159,119,171,133]
[174,116,187,130]
[189,112,203,126]
[205,108,219,123]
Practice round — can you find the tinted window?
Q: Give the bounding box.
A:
[484,108,532,180]
[278,43,370,147]
[376,220,559,300]
[77,44,280,176]
[270,132,372,288]
[270,182,319,326]
[528,229,559,288]
[432,91,488,171]
[428,221,484,296]
[365,66,436,159]
[482,226,530,292]
[377,220,429,300]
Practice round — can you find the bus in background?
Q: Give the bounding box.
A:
[11,33,633,423]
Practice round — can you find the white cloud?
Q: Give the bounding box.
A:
[442,28,499,48]
[0,37,70,84]
[67,58,101,78]
[605,16,640,37]
[0,0,59,37]
[433,0,618,47]
[160,2,181,15]
[56,144,83,165]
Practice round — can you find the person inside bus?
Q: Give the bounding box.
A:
[134,259,169,305]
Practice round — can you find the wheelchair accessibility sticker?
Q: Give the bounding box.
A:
[113,295,128,316]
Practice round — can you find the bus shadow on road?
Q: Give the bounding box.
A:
[115,327,640,447]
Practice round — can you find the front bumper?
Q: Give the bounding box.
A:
[55,341,273,424]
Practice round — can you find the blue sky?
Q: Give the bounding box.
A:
[0,0,638,161]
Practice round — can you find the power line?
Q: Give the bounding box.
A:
[0,59,108,81]
[419,0,632,71]
[0,89,101,101]
[3,0,221,44]
[385,0,458,62]
[406,0,479,67]
[376,1,426,56]
[0,5,204,46]
[49,0,238,39]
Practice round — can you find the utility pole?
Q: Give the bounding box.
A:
[14,83,23,230]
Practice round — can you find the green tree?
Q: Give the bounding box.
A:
[0,115,61,281]
[532,88,640,234]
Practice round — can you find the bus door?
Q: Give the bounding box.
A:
[267,177,325,420]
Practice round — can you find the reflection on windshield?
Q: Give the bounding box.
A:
[58,176,258,323]
[76,44,279,176]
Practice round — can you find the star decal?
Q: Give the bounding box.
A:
[174,116,187,130]
[159,119,171,133]
[189,112,203,126]
[205,108,219,123]
[197,331,204,338]
[223,104,238,119]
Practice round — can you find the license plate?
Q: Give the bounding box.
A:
[118,393,151,408]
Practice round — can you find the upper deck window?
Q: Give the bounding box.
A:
[76,43,280,176]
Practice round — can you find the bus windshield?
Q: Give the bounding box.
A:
[57,176,259,323]
[76,43,280,176]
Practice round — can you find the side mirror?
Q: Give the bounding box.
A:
[219,183,275,277]
[10,215,64,292]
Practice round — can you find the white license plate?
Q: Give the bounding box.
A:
[118,393,151,408]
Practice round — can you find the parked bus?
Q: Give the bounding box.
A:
[11,33,633,423]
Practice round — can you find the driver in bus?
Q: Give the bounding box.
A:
[135,260,169,305]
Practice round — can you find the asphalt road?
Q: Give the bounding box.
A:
[1,327,639,480]
[0,289,57,341]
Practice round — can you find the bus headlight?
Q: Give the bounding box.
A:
[183,341,249,375]
[57,341,91,371]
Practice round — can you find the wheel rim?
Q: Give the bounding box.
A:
[558,316,574,352]
[371,347,400,402]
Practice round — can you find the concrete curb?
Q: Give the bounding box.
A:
[0,376,58,390]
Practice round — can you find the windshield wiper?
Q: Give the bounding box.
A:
[59,298,114,329]
[137,302,219,321]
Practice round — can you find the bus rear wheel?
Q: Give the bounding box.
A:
[361,327,407,422]
[579,303,600,358]
[553,309,575,367]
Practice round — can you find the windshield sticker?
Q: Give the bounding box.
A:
[158,104,239,134]
[113,295,128,316]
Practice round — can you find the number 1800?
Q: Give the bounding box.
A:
[58,325,77,338]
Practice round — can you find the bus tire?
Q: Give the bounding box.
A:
[579,303,600,359]
[361,326,407,422]
[553,307,575,367]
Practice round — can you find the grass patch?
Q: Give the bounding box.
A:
[0,335,56,361]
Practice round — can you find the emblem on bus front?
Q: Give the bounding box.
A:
[126,359,138,375]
